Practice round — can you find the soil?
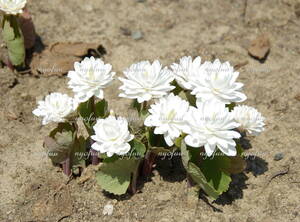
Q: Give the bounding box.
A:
[1,0,300,221]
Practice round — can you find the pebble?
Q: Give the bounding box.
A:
[274,153,284,161]
[131,31,143,40]
[157,191,172,201]
[103,202,114,216]
[84,5,93,12]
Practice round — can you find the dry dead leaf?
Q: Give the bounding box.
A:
[294,94,300,101]
[50,42,101,57]
[248,34,270,60]
[30,42,105,76]
[30,51,80,76]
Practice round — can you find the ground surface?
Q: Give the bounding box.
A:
[1,0,300,221]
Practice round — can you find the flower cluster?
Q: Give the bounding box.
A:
[119,56,265,157]
[33,57,131,157]
[33,55,265,197]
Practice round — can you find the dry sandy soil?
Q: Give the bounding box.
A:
[1,0,300,221]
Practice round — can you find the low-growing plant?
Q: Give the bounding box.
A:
[33,56,265,200]
[0,0,27,68]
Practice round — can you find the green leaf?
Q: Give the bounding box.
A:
[188,162,221,200]
[226,102,236,111]
[180,140,202,169]
[172,80,183,95]
[174,136,183,148]
[146,128,167,148]
[44,123,78,165]
[184,91,196,107]
[43,131,73,164]
[96,159,140,195]
[132,99,142,113]
[43,136,69,164]
[181,141,232,199]
[226,156,246,174]
[180,140,191,170]
[77,100,94,134]
[200,155,232,197]
[2,15,25,67]
[94,99,108,118]
[140,109,149,120]
[129,138,146,158]
[49,122,74,137]
[236,142,244,155]
[178,91,196,107]
[71,136,87,170]
[101,154,119,163]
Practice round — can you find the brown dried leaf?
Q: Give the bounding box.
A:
[248,34,270,60]
[294,94,300,101]
[30,51,80,76]
[49,42,101,57]
[30,42,104,76]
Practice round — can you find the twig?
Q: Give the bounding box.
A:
[200,192,223,213]
[264,165,290,188]
[57,214,71,222]
[243,0,248,23]
[234,61,249,70]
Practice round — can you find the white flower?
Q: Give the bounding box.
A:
[67,56,115,103]
[119,60,175,103]
[190,59,247,105]
[170,56,205,90]
[232,105,265,136]
[91,116,134,157]
[144,93,190,146]
[32,93,78,125]
[184,100,241,156]
[0,0,26,15]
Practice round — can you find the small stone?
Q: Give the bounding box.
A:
[131,31,143,40]
[248,34,270,60]
[157,191,172,201]
[84,5,93,12]
[274,153,284,161]
[103,202,114,216]
[120,27,131,36]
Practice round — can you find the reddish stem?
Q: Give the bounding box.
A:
[90,149,100,165]
[187,174,194,188]
[63,158,71,176]
[142,152,157,177]
[89,138,99,165]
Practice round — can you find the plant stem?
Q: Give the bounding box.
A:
[63,158,71,176]
[129,160,141,194]
[90,96,95,116]
[187,174,194,188]
[89,138,100,165]
[142,101,148,113]
[142,151,156,177]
